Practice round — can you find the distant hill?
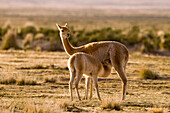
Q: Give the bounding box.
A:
[0,0,170,9]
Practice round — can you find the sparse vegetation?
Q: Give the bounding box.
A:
[0,22,170,53]
[100,101,121,111]
[139,68,160,79]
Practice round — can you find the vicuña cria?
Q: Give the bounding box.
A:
[68,52,112,101]
[56,23,129,100]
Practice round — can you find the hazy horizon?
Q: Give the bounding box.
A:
[0,0,170,9]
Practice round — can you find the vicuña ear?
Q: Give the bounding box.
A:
[65,23,68,27]
[56,24,61,30]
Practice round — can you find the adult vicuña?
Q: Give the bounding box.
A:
[68,52,112,101]
[56,23,129,100]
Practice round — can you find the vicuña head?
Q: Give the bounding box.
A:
[56,23,70,39]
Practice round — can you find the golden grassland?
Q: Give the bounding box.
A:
[0,50,169,112]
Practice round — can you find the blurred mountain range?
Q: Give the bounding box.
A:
[0,0,170,9]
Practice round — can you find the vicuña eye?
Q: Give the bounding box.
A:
[62,30,64,32]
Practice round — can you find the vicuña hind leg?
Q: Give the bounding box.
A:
[115,66,127,100]
[110,53,127,100]
[75,72,83,101]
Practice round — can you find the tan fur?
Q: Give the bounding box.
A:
[56,23,129,100]
[68,52,112,101]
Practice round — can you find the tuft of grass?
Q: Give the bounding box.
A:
[59,101,70,111]
[1,30,21,50]
[139,68,160,79]
[44,77,56,83]
[17,79,25,85]
[32,65,46,69]
[151,108,164,113]
[0,77,16,85]
[23,33,34,50]
[17,65,49,70]
[17,79,37,85]
[3,21,12,30]
[100,101,121,111]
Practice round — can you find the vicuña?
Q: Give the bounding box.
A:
[56,23,129,100]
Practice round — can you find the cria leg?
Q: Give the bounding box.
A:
[69,70,76,101]
[75,72,83,101]
[89,77,93,99]
[85,76,90,100]
[93,75,101,101]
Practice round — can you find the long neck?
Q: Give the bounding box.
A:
[61,37,76,56]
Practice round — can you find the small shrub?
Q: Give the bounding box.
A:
[44,77,56,83]
[26,80,37,85]
[35,33,45,39]
[3,21,12,30]
[162,33,170,50]
[100,101,121,111]
[23,33,34,49]
[17,65,49,70]
[1,30,21,50]
[17,79,26,85]
[32,65,47,69]
[141,39,155,53]
[125,26,140,45]
[59,101,69,111]
[17,79,37,85]
[35,46,42,51]
[8,77,17,84]
[0,77,16,85]
[21,22,37,36]
[139,69,160,79]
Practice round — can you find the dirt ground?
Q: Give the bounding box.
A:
[0,50,169,113]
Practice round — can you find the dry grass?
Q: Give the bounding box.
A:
[100,100,121,111]
[44,77,56,83]
[0,51,169,113]
[17,79,37,85]
[139,68,160,79]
